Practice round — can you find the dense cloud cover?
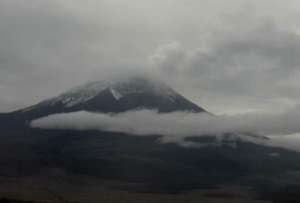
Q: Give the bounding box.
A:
[31,108,300,150]
[2,0,300,114]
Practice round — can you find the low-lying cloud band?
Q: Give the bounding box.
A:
[30,108,300,147]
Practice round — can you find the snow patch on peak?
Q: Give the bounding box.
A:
[110,88,122,100]
[38,76,179,108]
[111,76,178,102]
[45,81,109,107]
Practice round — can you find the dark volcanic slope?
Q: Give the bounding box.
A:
[2,76,206,128]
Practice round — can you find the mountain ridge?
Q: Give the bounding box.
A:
[0,76,207,129]
[1,76,300,200]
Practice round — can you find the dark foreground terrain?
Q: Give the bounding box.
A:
[0,174,271,203]
[0,128,300,202]
[1,172,300,203]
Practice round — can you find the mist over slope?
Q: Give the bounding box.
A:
[31,107,300,151]
[19,75,300,152]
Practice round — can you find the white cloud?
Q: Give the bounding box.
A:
[31,107,300,151]
[268,133,300,152]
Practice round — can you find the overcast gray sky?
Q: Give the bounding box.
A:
[1,0,300,114]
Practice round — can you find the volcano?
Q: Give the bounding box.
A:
[1,76,206,129]
[1,76,300,201]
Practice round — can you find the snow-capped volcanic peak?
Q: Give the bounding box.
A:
[45,76,178,108]
[16,76,206,119]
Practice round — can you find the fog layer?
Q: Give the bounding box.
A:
[31,108,300,150]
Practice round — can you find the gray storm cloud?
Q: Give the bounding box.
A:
[30,108,300,149]
[2,0,300,115]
